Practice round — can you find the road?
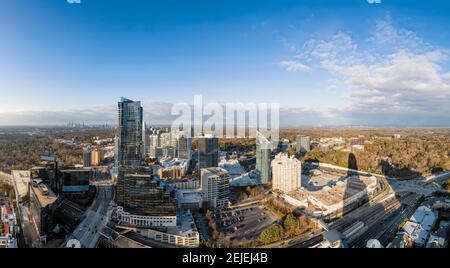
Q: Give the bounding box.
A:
[66,183,114,248]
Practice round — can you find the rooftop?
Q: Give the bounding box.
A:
[304,175,377,206]
[30,183,58,207]
[176,189,203,204]
[165,211,199,238]
[323,230,342,243]
[11,170,31,198]
[219,159,245,179]
[201,167,229,177]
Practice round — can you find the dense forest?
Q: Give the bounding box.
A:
[0,129,115,172]
[302,130,450,177]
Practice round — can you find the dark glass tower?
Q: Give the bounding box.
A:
[118,97,144,166]
[197,136,219,169]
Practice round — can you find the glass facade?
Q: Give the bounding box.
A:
[197,136,219,169]
[118,97,144,166]
[255,132,271,184]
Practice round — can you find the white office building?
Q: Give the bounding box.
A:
[201,167,230,209]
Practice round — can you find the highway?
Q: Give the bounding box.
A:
[66,183,114,248]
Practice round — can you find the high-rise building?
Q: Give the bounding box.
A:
[198,135,219,169]
[201,167,230,209]
[149,147,163,159]
[175,133,191,160]
[91,148,104,166]
[296,135,311,153]
[160,132,172,148]
[116,166,177,227]
[255,131,271,184]
[149,133,160,158]
[118,97,144,166]
[271,153,301,193]
[114,136,119,165]
[162,146,176,158]
[150,133,160,148]
[83,147,92,167]
[142,122,149,158]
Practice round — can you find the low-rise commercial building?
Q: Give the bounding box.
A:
[170,179,200,190]
[219,159,245,179]
[58,169,91,194]
[116,206,177,227]
[136,211,199,247]
[176,188,203,211]
[153,157,188,180]
[402,205,437,247]
[11,170,31,203]
[289,175,378,219]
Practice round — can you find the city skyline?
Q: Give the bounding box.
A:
[1,0,450,126]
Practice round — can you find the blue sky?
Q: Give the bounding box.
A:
[1,0,450,126]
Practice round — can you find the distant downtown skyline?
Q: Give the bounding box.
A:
[1,0,449,126]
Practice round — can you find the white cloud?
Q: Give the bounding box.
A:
[371,13,424,50]
[279,60,311,72]
[444,72,450,81]
[281,13,450,125]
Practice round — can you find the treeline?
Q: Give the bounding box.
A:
[304,135,450,176]
[0,129,115,172]
[252,213,314,246]
[280,127,450,141]
[0,135,54,172]
[0,181,15,206]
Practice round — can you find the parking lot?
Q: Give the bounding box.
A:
[214,204,276,243]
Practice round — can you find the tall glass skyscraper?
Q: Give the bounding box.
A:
[296,135,311,154]
[255,131,271,184]
[198,135,219,169]
[118,97,144,166]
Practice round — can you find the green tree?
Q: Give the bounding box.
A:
[258,223,283,245]
[283,213,300,236]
